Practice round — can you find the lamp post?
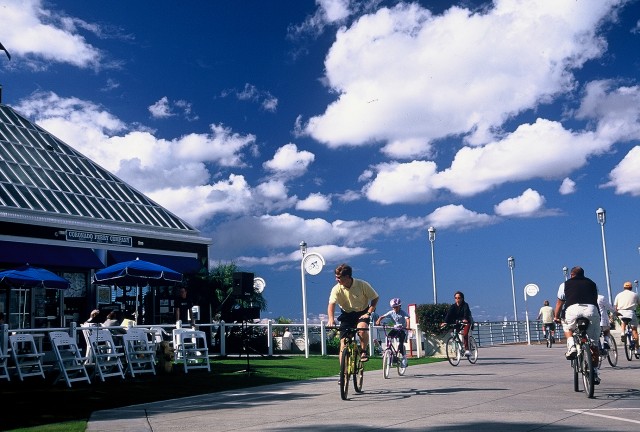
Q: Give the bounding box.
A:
[563,266,568,281]
[508,256,518,322]
[596,208,613,304]
[635,280,639,294]
[428,226,437,304]
[299,241,308,358]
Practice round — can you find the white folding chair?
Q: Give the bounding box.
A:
[9,333,45,381]
[49,331,91,387]
[173,329,210,373]
[0,344,10,381]
[89,328,125,382]
[122,331,156,377]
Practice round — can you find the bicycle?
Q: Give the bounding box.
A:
[620,317,640,361]
[542,323,555,348]
[328,326,365,400]
[598,330,617,367]
[445,321,478,366]
[569,317,598,398]
[381,324,408,378]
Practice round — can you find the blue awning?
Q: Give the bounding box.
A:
[0,241,104,269]
[107,251,202,274]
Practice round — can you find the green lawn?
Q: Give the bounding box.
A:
[1,355,441,432]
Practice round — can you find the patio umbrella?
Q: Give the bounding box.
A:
[0,264,70,328]
[93,258,183,324]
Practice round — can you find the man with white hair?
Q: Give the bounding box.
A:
[614,281,639,355]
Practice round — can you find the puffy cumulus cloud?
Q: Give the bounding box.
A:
[362,160,438,204]
[263,143,315,179]
[576,80,640,143]
[0,0,110,70]
[304,1,623,155]
[559,178,576,195]
[296,193,331,211]
[603,146,640,196]
[494,188,546,217]
[432,119,607,196]
[14,92,261,226]
[426,204,498,230]
[146,175,254,227]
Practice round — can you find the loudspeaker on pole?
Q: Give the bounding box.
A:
[232,272,255,296]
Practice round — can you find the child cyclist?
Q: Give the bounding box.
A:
[376,298,410,367]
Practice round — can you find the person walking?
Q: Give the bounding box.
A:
[614,281,639,355]
[327,263,379,362]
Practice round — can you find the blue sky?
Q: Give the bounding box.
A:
[1,0,640,324]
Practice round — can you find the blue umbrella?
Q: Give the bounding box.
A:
[0,265,70,328]
[0,264,70,290]
[93,258,182,324]
[93,258,182,286]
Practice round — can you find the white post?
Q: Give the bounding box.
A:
[299,241,309,358]
[428,227,437,304]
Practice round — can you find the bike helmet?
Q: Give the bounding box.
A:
[390,298,401,308]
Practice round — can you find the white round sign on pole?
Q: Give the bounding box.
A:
[525,283,539,297]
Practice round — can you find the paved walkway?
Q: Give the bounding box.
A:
[87,343,640,431]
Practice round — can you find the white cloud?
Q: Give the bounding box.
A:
[304,0,622,155]
[603,146,640,196]
[221,83,278,112]
[149,97,172,119]
[0,0,105,69]
[494,189,546,217]
[426,204,498,230]
[296,193,331,211]
[263,143,315,179]
[363,160,438,204]
[559,178,576,195]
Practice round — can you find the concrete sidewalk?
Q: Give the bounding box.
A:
[87,343,640,431]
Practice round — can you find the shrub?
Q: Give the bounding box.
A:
[416,303,451,336]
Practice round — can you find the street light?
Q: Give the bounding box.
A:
[563,266,568,281]
[299,241,308,358]
[596,208,613,304]
[507,256,518,323]
[428,226,437,304]
[635,280,639,294]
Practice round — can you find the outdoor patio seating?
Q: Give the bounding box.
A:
[9,333,45,381]
[121,331,156,377]
[49,331,91,387]
[172,328,210,373]
[89,328,125,382]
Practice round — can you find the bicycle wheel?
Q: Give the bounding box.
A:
[353,349,364,393]
[382,349,392,379]
[572,357,579,392]
[397,352,407,376]
[467,336,478,364]
[581,344,595,398]
[339,348,350,400]
[446,337,461,366]
[547,334,553,348]
[624,334,633,361]
[607,338,618,367]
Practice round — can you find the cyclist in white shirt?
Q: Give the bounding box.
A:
[614,281,639,354]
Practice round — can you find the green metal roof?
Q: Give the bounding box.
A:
[0,104,197,233]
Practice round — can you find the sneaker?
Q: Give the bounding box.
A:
[360,352,369,362]
[621,334,626,343]
[603,342,610,350]
[401,357,408,368]
[565,346,577,360]
[464,350,471,357]
[593,374,601,385]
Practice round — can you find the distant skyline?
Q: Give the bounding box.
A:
[1,0,640,323]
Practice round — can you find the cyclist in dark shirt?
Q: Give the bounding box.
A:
[441,291,474,356]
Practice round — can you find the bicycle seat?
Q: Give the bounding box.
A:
[576,317,590,332]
